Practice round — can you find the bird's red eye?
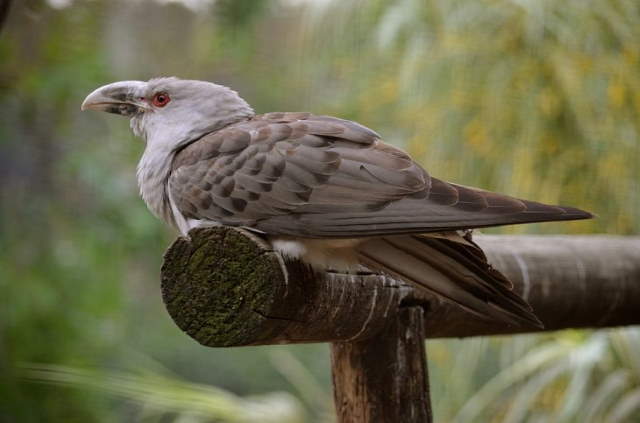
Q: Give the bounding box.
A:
[152,92,170,107]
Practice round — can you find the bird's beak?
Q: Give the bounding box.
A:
[81,80,148,116]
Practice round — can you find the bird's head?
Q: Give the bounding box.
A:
[81,77,254,150]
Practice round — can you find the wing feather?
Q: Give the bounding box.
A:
[169,113,592,237]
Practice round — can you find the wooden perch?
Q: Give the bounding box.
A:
[161,226,640,423]
[161,226,640,347]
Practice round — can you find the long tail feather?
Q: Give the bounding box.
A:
[357,233,542,328]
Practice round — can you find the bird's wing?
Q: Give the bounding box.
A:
[169,112,592,238]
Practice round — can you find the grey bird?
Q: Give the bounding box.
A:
[82,77,593,328]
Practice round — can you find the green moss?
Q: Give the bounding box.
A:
[161,227,285,347]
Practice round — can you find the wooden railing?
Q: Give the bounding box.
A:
[161,227,640,422]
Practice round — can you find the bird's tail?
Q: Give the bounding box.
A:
[357,232,542,328]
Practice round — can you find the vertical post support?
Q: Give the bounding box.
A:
[330,306,432,423]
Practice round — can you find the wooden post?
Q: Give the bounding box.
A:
[331,306,432,422]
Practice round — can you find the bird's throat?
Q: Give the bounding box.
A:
[137,145,176,228]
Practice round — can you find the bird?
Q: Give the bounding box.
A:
[82,77,593,329]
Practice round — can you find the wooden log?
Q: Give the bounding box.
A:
[331,306,432,423]
[161,227,640,346]
[427,235,640,337]
[161,226,413,347]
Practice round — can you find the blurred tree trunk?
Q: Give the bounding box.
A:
[0,0,11,33]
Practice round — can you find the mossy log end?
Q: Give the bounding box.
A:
[161,226,414,347]
[161,227,640,347]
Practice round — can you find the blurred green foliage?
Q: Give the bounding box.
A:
[0,0,638,422]
[306,0,640,235]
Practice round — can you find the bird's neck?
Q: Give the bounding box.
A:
[137,143,176,228]
[135,107,255,231]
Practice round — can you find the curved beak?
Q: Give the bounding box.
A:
[81,80,148,116]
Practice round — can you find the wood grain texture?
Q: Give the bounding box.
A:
[161,227,640,346]
[331,306,432,423]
